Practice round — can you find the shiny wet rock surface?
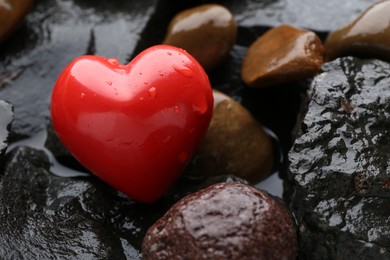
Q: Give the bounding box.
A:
[142,182,298,260]
[0,100,13,162]
[288,57,390,259]
[325,1,390,62]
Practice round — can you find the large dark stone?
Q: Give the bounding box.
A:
[288,57,390,259]
[0,100,13,163]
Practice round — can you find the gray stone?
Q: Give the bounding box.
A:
[0,100,13,163]
[288,57,390,259]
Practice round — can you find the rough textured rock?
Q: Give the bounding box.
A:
[187,90,273,183]
[0,100,13,163]
[288,57,390,259]
[0,143,245,259]
[325,1,390,62]
[0,0,33,43]
[242,25,324,88]
[163,4,237,71]
[142,182,298,260]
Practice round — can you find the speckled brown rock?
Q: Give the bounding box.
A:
[142,182,298,260]
[325,1,390,62]
[0,0,33,43]
[242,24,325,88]
[163,4,237,71]
[187,90,273,184]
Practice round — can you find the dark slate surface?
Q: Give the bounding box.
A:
[288,57,390,259]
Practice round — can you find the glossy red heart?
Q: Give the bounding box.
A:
[51,45,213,203]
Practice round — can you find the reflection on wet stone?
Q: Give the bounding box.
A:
[288,57,390,259]
[325,1,390,62]
[0,100,13,163]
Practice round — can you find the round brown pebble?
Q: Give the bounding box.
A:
[324,1,390,62]
[187,90,273,184]
[242,24,325,88]
[142,182,298,260]
[0,0,33,43]
[163,4,237,71]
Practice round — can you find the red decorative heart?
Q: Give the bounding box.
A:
[51,45,213,203]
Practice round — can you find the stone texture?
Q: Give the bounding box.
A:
[187,90,273,183]
[163,4,237,71]
[325,1,390,62]
[0,100,13,163]
[242,25,324,88]
[225,0,377,33]
[0,143,244,259]
[0,0,33,43]
[288,57,390,259]
[142,182,297,260]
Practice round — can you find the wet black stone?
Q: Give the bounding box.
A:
[0,100,13,163]
[0,144,245,259]
[288,57,390,259]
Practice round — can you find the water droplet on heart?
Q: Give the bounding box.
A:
[148,87,157,100]
[158,71,164,77]
[173,64,193,77]
[167,52,172,56]
[139,72,143,75]
[178,152,188,162]
[107,58,119,65]
[80,93,86,99]
[139,97,145,101]
[144,81,149,85]
[106,81,112,86]
[162,135,172,144]
[192,94,208,115]
[174,106,180,113]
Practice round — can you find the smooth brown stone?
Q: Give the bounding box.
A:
[242,25,325,88]
[0,0,33,43]
[142,182,298,260]
[186,90,273,184]
[325,1,390,61]
[163,4,237,71]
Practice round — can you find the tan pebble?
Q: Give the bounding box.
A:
[242,25,325,88]
[187,90,273,184]
[163,4,237,71]
[325,1,390,61]
[0,0,33,43]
